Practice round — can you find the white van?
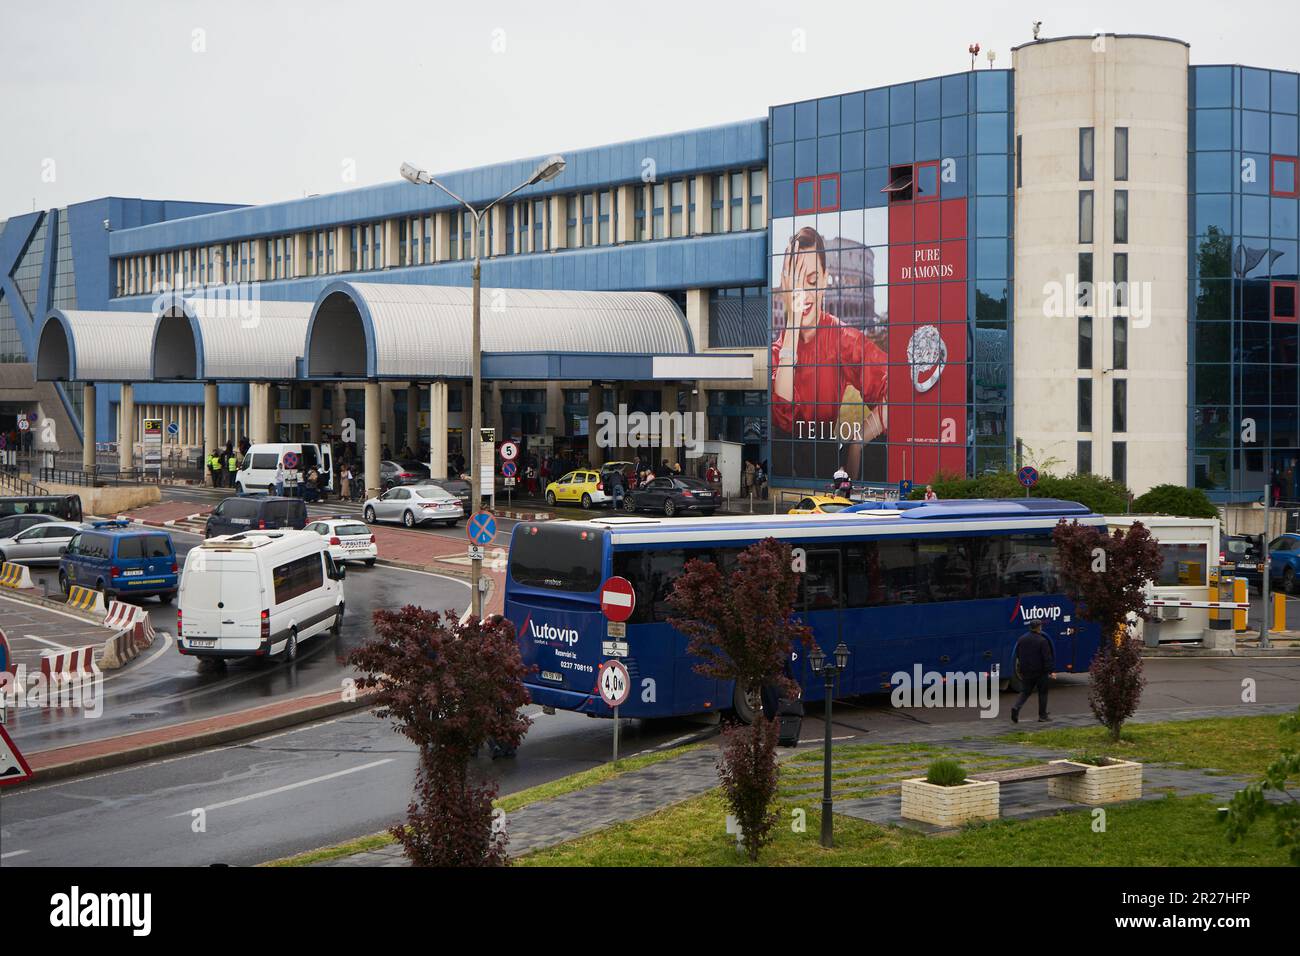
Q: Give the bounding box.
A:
[176,530,346,663]
[235,443,335,496]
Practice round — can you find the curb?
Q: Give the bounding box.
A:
[19,690,377,786]
[1143,645,1300,657]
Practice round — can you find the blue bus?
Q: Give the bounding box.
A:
[504,498,1105,721]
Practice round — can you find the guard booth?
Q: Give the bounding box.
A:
[1106,515,1224,644]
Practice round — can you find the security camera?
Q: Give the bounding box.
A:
[102,219,111,230]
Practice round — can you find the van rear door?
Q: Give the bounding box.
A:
[179,553,265,641]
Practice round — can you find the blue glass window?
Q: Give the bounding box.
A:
[864,168,889,208]
[1273,113,1298,154]
[976,113,1007,153]
[840,170,865,210]
[1272,198,1297,237]
[1242,195,1270,235]
[1195,194,1231,235]
[771,181,794,218]
[941,73,967,117]
[795,139,817,178]
[941,116,966,157]
[976,238,1008,278]
[866,127,889,167]
[818,97,841,136]
[1195,109,1232,150]
[1242,68,1270,110]
[975,155,1008,195]
[865,88,889,128]
[818,135,839,174]
[1242,152,1271,194]
[1243,111,1270,153]
[975,196,1008,237]
[1273,71,1299,115]
[819,177,839,210]
[772,104,794,143]
[975,71,1008,112]
[1195,67,1232,109]
[890,84,915,124]
[889,124,914,164]
[841,91,865,132]
[795,100,817,140]
[1274,157,1298,196]
[1195,151,1232,193]
[795,179,816,212]
[1271,238,1298,277]
[915,78,941,120]
[841,131,865,171]
[772,142,794,181]
[915,120,940,161]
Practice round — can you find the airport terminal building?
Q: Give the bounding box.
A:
[1,33,1296,502]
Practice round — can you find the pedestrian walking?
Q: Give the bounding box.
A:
[1010,620,1055,723]
[274,461,286,497]
[340,463,353,501]
[607,466,625,509]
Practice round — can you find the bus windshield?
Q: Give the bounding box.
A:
[509,524,604,593]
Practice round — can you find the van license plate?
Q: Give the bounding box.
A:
[188,640,216,648]
[122,569,143,576]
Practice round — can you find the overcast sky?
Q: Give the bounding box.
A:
[2,0,1296,214]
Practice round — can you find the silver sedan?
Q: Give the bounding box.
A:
[362,485,463,528]
[0,521,85,565]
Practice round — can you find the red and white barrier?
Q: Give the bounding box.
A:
[40,647,101,685]
[103,600,148,630]
[1146,599,1250,610]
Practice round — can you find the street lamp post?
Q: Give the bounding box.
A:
[400,155,566,620]
[808,640,850,849]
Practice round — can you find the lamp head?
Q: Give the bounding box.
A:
[529,154,567,185]
[808,644,826,674]
[834,641,851,670]
[400,162,433,186]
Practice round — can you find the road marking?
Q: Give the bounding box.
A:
[170,757,395,815]
[0,593,104,626]
[22,634,70,650]
[0,849,31,860]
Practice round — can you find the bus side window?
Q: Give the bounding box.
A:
[799,550,841,610]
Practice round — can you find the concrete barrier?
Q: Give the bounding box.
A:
[103,600,147,630]
[0,561,34,589]
[66,586,106,617]
[99,618,157,670]
[40,646,101,686]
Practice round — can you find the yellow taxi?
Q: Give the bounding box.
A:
[788,494,855,515]
[544,470,610,509]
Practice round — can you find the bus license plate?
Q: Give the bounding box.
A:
[541,671,563,683]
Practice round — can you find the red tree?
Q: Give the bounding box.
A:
[668,537,809,860]
[349,607,532,865]
[1052,520,1164,740]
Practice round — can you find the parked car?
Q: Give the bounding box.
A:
[0,520,84,565]
[304,518,378,566]
[177,530,345,663]
[205,495,308,539]
[58,520,178,604]
[788,495,855,515]
[0,511,62,540]
[1266,532,1300,595]
[1220,534,1266,591]
[363,485,462,527]
[412,477,472,515]
[623,476,718,517]
[545,470,610,509]
[380,460,426,490]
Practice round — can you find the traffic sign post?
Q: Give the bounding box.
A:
[0,723,32,786]
[467,511,497,546]
[597,658,632,762]
[1017,465,1039,498]
[500,441,519,463]
[599,576,636,623]
[16,417,29,432]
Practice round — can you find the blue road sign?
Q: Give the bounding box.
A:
[502,461,517,478]
[898,479,913,497]
[1017,465,1040,488]
[167,421,179,436]
[467,511,497,545]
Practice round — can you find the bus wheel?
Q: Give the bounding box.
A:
[732,681,761,725]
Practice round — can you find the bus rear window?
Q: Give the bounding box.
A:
[510,525,603,593]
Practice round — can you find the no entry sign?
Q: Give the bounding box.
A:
[599,576,636,623]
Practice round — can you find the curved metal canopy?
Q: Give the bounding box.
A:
[305,281,695,380]
[152,293,312,381]
[36,310,157,383]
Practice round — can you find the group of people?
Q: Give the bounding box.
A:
[205,438,246,488]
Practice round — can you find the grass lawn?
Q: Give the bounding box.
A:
[998,713,1298,776]
[519,713,1300,867]
[261,742,708,866]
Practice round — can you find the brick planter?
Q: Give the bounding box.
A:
[901,777,999,827]
[1046,758,1143,804]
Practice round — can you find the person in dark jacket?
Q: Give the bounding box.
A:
[1010,620,1054,722]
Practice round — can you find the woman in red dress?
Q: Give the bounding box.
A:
[771,227,888,476]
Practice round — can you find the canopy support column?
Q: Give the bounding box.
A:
[429,381,448,480]
[364,381,381,497]
[248,383,269,445]
[204,382,219,485]
[406,383,421,456]
[309,386,323,443]
[82,384,97,472]
[118,383,135,474]
[587,382,604,467]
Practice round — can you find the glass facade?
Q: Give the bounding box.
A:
[708,286,769,348]
[768,70,1013,485]
[1189,65,1300,502]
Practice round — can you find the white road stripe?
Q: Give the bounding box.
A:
[0,849,31,860]
[22,634,70,650]
[170,758,395,816]
[0,593,105,627]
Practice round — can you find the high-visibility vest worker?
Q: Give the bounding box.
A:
[208,453,221,471]
[226,452,238,471]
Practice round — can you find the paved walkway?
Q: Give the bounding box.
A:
[315,700,1299,865]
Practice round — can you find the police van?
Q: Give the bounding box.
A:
[177,530,345,663]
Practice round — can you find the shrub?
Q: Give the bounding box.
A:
[1070,751,1112,766]
[925,757,968,787]
[717,717,781,861]
[349,606,531,866]
[1131,484,1220,519]
[1225,707,1300,865]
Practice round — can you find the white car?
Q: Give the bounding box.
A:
[363,485,462,528]
[305,518,378,566]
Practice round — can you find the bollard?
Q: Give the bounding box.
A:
[1273,592,1287,633]
[1233,577,1247,632]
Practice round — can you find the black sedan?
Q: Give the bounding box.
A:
[623,476,720,517]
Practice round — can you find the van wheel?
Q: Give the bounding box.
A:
[732,681,761,725]
[58,571,69,597]
[331,607,344,636]
[283,628,299,663]
[403,510,416,528]
[364,558,376,567]
[158,592,174,606]
[364,506,376,523]
[235,483,244,496]
[581,493,593,510]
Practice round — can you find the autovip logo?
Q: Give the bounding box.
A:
[49,886,151,936]
[529,619,579,646]
[1010,599,1064,625]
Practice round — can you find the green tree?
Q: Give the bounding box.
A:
[1131,484,1220,519]
[1225,707,1300,865]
